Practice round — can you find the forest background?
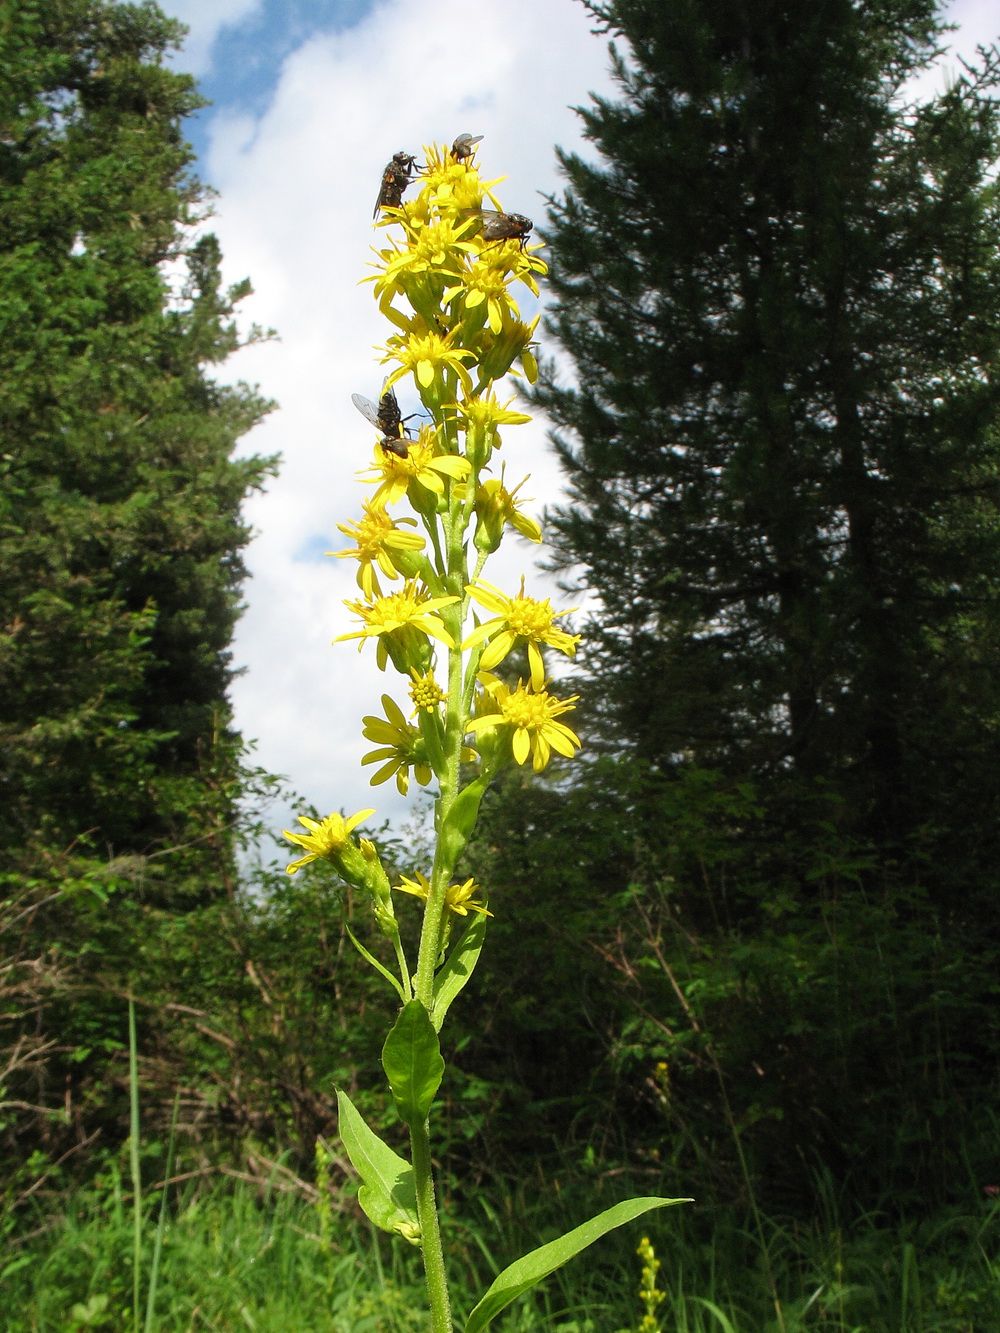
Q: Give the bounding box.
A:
[3,0,1000,1329]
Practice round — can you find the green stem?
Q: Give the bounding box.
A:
[128,998,142,1333]
[406,480,471,1330]
[409,1115,453,1333]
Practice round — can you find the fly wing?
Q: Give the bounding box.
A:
[352,393,382,428]
[452,133,484,159]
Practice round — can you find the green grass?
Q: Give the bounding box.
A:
[1,1168,998,1331]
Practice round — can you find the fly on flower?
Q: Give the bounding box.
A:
[352,380,417,459]
[451,132,483,161]
[374,150,419,218]
[479,210,534,250]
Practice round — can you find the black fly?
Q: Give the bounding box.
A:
[374,151,419,218]
[479,210,533,249]
[352,381,414,459]
[451,132,483,161]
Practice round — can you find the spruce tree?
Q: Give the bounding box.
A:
[0,0,274,874]
[0,0,275,1163]
[538,0,1000,862]
[515,0,1000,1202]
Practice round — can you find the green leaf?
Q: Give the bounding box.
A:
[438,776,488,865]
[381,999,445,1124]
[336,1089,419,1240]
[432,909,488,1031]
[690,1298,738,1333]
[464,1195,691,1333]
[345,923,406,1002]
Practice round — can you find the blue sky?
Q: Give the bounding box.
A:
[150,0,999,834]
[174,0,373,166]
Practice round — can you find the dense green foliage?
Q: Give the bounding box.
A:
[452,0,1000,1210]
[0,0,274,1177]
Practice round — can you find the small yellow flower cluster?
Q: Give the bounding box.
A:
[636,1235,667,1333]
[287,138,583,910]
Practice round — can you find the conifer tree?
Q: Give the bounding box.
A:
[0,0,274,878]
[537,0,1000,867]
[503,0,1000,1203]
[0,0,274,1162]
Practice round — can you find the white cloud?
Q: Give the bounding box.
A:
[197,0,615,827]
[171,0,992,836]
[164,0,264,74]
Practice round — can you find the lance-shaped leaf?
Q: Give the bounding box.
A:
[464,1195,691,1333]
[336,1089,419,1241]
[381,999,445,1125]
[437,775,488,867]
[432,909,488,1032]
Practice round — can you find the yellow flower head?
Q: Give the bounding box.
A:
[474,471,542,553]
[337,580,458,672]
[415,141,503,214]
[283,809,375,875]
[383,327,475,393]
[361,694,433,795]
[457,393,532,434]
[395,870,492,917]
[444,255,522,335]
[364,425,472,510]
[462,577,580,690]
[467,675,581,773]
[444,249,545,333]
[373,216,479,296]
[334,501,425,597]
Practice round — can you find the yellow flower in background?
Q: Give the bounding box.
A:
[383,327,475,391]
[337,581,458,669]
[361,694,433,795]
[396,870,492,918]
[462,577,580,690]
[283,809,375,875]
[335,502,425,597]
[467,674,581,773]
[364,426,472,509]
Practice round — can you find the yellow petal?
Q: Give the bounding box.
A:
[512,727,531,765]
[479,630,516,671]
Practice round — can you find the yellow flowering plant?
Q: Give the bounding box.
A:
[284,137,687,1333]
